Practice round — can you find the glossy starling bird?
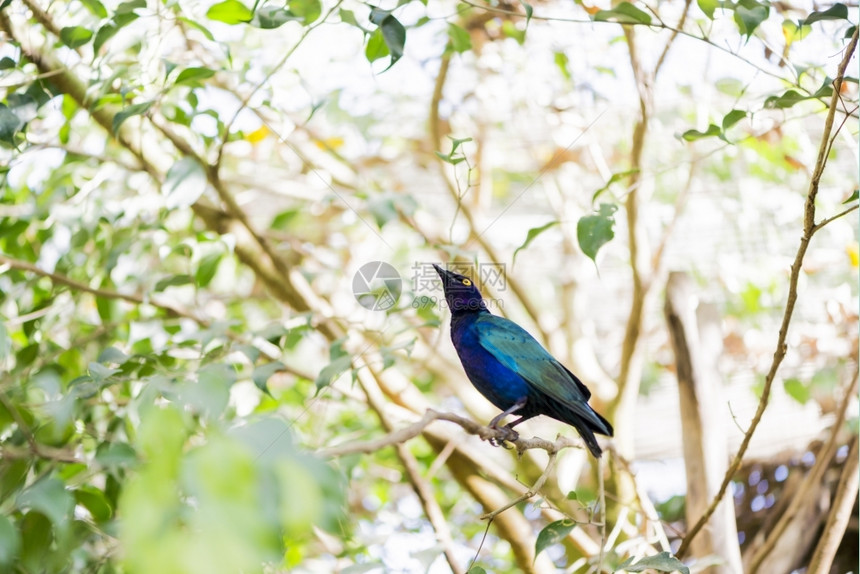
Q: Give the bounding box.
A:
[433,264,613,457]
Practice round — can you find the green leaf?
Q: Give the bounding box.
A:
[365,28,389,63]
[554,51,571,82]
[782,19,810,45]
[185,363,235,417]
[379,14,406,69]
[513,221,559,265]
[697,0,719,19]
[289,0,322,24]
[252,6,299,28]
[447,23,472,53]
[0,322,9,362]
[762,82,832,110]
[179,16,216,40]
[783,378,810,404]
[681,123,722,141]
[95,441,138,468]
[501,20,525,44]
[0,106,23,145]
[521,0,533,27]
[154,274,193,291]
[17,478,73,528]
[93,23,118,53]
[593,2,652,25]
[206,0,253,24]
[0,514,20,566]
[467,568,487,574]
[722,109,746,130]
[315,355,352,391]
[801,3,848,26]
[80,0,108,18]
[843,189,858,204]
[97,346,129,364]
[535,519,576,559]
[174,66,216,86]
[618,551,690,574]
[0,56,15,70]
[195,252,222,287]
[74,486,112,522]
[88,361,119,383]
[117,0,145,13]
[734,0,769,39]
[592,169,638,202]
[339,9,362,28]
[112,101,152,134]
[164,157,207,208]
[577,203,617,263]
[252,361,285,395]
[59,26,93,48]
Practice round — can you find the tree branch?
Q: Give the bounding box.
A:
[482,451,558,521]
[354,372,466,574]
[0,254,198,321]
[807,435,859,574]
[747,372,859,572]
[319,408,588,458]
[678,28,859,557]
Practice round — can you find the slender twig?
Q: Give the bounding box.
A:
[482,451,559,520]
[747,373,859,572]
[654,0,693,77]
[812,203,859,233]
[319,408,589,458]
[678,28,859,557]
[354,372,466,574]
[0,254,198,321]
[598,455,607,571]
[807,436,859,574]
[427,40,550,343]
[457,0,808,86]
[213,0,344,172]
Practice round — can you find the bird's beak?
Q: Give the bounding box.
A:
[432,264,455,289]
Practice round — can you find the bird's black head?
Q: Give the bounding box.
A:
[433,264,487,313]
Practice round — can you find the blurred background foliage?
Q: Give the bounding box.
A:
[0,0,857,572]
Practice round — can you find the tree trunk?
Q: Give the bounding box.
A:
[665,272,743,574]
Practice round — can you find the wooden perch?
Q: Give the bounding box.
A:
[665,272,742,574]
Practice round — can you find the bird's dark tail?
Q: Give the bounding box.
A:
[578,426,604,458]
[560,404,613,458]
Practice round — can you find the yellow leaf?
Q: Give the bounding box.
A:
[847,242,859,268]
[315,137,344,150]
[244,125,269,144]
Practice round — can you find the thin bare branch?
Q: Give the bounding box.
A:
[354,373,466,574]
[0,254,199,321]
[807,436,859,574]
[813,203,859,233]
[319,408,589,458]
[482,451,558,521]
[747,373,859,572]
[678,28,859,556]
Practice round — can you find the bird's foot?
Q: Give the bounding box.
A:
[488,424,519,448]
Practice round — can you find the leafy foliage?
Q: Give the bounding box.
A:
[577,203,618,263]
[0,0,855,571]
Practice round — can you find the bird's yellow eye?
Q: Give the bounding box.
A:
[462,279,472,286]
